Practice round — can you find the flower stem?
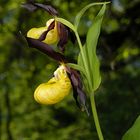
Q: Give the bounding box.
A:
[75,30,104,140]
[90,92,104,140]
[74,31,88,70]
[74,31,92,90]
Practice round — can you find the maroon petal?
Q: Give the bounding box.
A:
[73,88,81,108]
[21,3,37,12]
[70,73,79,87]
[57,22,69,52]
[39,20,55,41]
[67,67,89,115]
[21,2,58,16]
[34,3,58,16]
[77,87,89,116]
[26,37,67,62]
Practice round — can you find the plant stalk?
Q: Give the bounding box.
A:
[75,29,104,140]
[74,31,92,90]
[90,92,104,140]
[74,31,88,69]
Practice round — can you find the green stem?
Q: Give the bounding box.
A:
[90,92,104,140]
[74,31,92,91]
[74,31,87,68]
[75,29,104,140]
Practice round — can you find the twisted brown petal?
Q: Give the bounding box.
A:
[21,2,58,16]
[66,67,89,116]
[57,22,69,52]
[26,37,67,62]
[34,3,58,16]
[21,3,37,12]
[38,21,55,41]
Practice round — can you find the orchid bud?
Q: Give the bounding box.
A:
[27,19,59,45]
[34,65,72,105]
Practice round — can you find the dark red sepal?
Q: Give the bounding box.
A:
[34,3,58,16]
[66,67,89,116]
[21,2,58,16]
[26,37,67,63]
[21,3,37,12]
[57,22,69,52]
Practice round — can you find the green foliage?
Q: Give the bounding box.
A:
[78,4,106,92]
[74,2,110,29]
[57,3,108,93]
[122,115,140,140]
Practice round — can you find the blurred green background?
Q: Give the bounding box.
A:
[0,0,140,140]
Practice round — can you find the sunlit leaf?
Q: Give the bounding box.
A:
[77,46,90,93]
[86,4,106,91]
[78,4,106,92]
[74,2,110,29]
[122,115,140,140]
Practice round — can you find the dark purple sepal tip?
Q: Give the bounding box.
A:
[57,22,69,52]
[26,37,67,63]
[21,2,58,16]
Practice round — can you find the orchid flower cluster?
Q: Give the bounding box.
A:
[23,2,89,113]
[22,2,110,140]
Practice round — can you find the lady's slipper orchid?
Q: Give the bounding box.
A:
[23,2,89,115]
[27,18,68,52]
[23,2,70,52]
[34,65,72,104]
[22,2,111,139]
[27,19,59,45]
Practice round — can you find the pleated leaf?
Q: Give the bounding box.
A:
[74,2,110,29]
[78,4,106,92]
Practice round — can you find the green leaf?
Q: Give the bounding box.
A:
[55,17,76,32]
[78,4,106,92]
[67,63,86,76]
[78,47,91,92]
[122,115,140,140]
[74,2,110,29]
